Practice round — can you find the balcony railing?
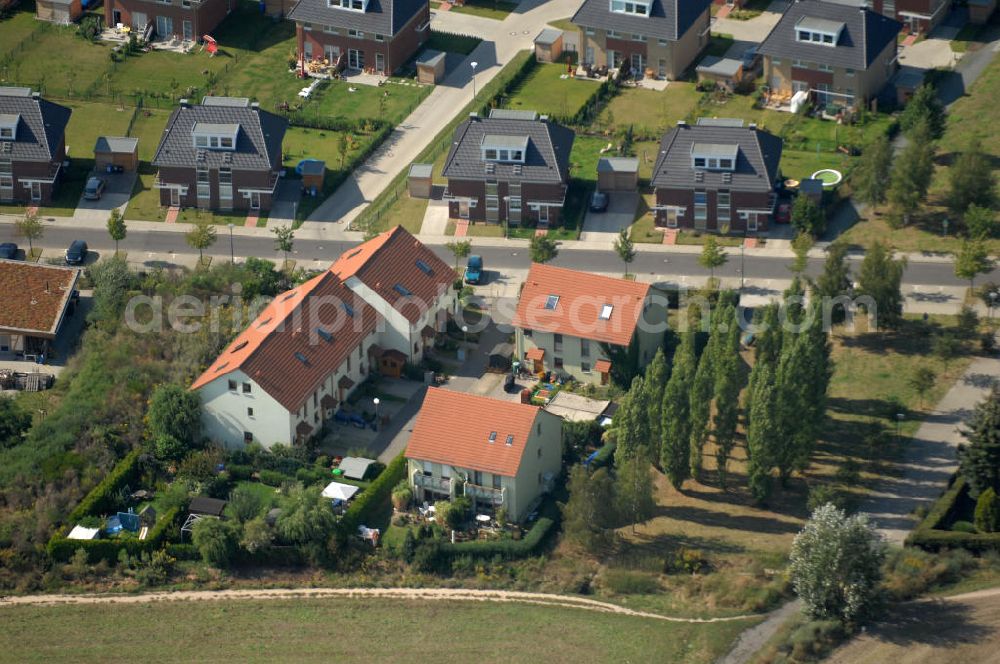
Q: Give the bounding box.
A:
[464,482,504,505]
[413,473,451,493]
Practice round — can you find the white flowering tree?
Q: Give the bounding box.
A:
[790,503,887,626]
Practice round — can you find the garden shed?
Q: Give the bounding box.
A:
[696,56,745,93]
[416,50,446,85]
[798,178,824,204]
[35,0,82,24]
[298,159,326,194]
[408,163,433,199]
[534,29,564,64]
[596,157,638,192]
[338,456,376,480]
[94,136,139,172]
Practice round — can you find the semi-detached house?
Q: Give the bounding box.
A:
[0,87,71,205]
[406,388,563,522]
[105,0,233,42]
[289,0,430,74]
[513,263,666,386]
[571,0,711,80]
[758,0,902,108]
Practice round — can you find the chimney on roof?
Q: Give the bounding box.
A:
[540,114,549,122]
[676,120,687,127]
[250,101,260,110]
[31,91,40,100]
[749,122,757,129]
[180,98,190,108]
[469,112,479,120]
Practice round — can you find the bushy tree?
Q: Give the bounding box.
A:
[791,195,826,237]
[948,148,996,215]
[612,375,651,464]
[954,239,993,290]
[815,242,853,324]
[192,517,239,567]
[229,484,265,523]
[275,485,336,548]
[240,516,273,553]
[153,433,186,462]
[147,384,202,446]
[856,242,906,328]
[908,366,936,408]
[643,348,670,450]
[853,134,893,206]
[661,329,696,489]
[529,235,559,263]
[958,386,1000,498]
[445,239,471,269]
[746,362,779,502]
[964,204,998,240]
[887,120,934,227]
[698,236,727,282]
[615,452,655,533]
[86,254,135,326]
[0,398,31,449]
[974,487,1000,533]
[790,504,886,626]
[899,84,945,139]
[560,466,617,552]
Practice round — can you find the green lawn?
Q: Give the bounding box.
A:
[4,23,112,98]
[0,598,750,663]
[547,18,576,32]
[303,78,431,126]
[214,21,305,112]
[599,84,702,136]
[368,191,429,235]
[106,49,232,102]
[127,108,172,162]
[450,0,519,20]
[0,7,43,61]
[62,101,133,159]
[505,63,598,121]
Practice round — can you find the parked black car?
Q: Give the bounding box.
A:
[589,191,609,212]
[83,177,106,201]
[0,242,18,260]
[65,240,88,265]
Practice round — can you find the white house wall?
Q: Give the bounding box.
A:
[199,369,293,449]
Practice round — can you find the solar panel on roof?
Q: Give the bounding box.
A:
[600,305,613,320]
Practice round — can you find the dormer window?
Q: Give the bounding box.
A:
[610,0,648,15]
[192,122,238,151]
[330,0,366,11]
[0,114,18,140]
[481,134,528,164]
[690,143,737,171]
[794,17,843,47]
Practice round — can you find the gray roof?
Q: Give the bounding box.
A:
[489,109,538,121]
[757,0,901,70]
[151,99,287,171]
[409,162,433,178]
[535,28,562,45]
[597,156,638,173]
[0,88,71,162]
[696,117,745,127]
[288,0,427,37]
[651,122,783,193]
[338,456,376,480]
[442,114,574,184]
[416,49,445,66]
[571,0,711,41]
[697,56,743,77]
[94,136,138,154]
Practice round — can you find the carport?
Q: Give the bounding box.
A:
[94,136,138,172]
[597,157,638,192]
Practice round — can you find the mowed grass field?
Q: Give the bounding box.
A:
[0,598,749,663]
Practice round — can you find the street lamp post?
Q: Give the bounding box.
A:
[227,223,235,263]
[470,62,478,101]
[373,397,380,431]
[989,291,998,321]
[895,412,904,443]
[462,325,469,346]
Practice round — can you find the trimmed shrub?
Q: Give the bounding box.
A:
[47,506,181,563]
[259,469,291,487]
[953,520,978,534]
[975,487,1000,533]
[65,449,144,525]
[228,464,253,481]
[165,543,201,560]
[295,466,326,484]
[438,516,556,561]
[908,476,1000,552]
[341,453,407,531]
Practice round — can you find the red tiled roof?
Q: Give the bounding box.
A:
[190,271,377,411]
[331,226,456,325]
[594,359,612,373]
[0,260,79,338]
[512,263,650,347]
[525,347,545,361]
[406,388,543,477]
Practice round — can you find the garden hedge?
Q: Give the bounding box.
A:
[906,475,1000,552]
[47,506,182,563]
[65,448,144,525]
[439,516,555,561]
[341,452,407,531]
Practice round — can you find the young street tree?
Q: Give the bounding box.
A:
[908,366,936,408]
[614,227,636,277]
[790,195,825,237]
[186,220,217,263]
[445,239,472,269]
[790,504,886,626]
[272,225,295,269]
[954,238,993,290]
[106,208,127,255]
[790,231,814,274]
[661,328,696,489]
[948,147,996,215]
[15,210,44,256]
[899,83,945,139]
[856,241,906,328]
[852,133,893,207]
[965,204,998,240]
[815,242,853,324]
[698,237,727,283]
[959,386,1000,498]
[530,234,559,264]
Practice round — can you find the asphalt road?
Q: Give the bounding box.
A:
[2,222,996,287]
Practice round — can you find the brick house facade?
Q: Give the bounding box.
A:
[0,87,71,206]
[104,0,233,41]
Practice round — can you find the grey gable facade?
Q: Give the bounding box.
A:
[152,96,287,213]
[571,0,711,80]
[651,120,782,234]
[0,87,71,205]
[442,110,574,228]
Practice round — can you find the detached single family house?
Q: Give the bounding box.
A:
[406,388,563,522]
[191,269,379,448]
[105,0,234,41]
[289,0,430,74]
[651,118,783,234]
[152,96,288,213]
[571,0,712,80]
[758,0,902,109]
[443,109,575,229]
[513,263,666,386]
[0,260,80,359]
[0,87,71,205]
[330,225,457,371]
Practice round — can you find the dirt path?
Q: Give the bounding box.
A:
[0,586,759,624]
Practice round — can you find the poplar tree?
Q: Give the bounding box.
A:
[746,361,779,502]
[613,376,650,465]
[712,303,744,487]
[661,329,696,489]
[643,348,670,452]
[689,337,715,480]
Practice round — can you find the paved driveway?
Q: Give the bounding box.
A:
[579,192,639,241]
[72,171,136,222]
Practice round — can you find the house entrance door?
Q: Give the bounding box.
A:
[250,192,261,210]
[538,205,549,226]
[28,182,41,202]
[458,200,470,219]
[169,188,180,206]
[112,9,121,25]
[375,52,385,73]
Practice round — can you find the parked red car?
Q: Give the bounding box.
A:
[775,202,792,224]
